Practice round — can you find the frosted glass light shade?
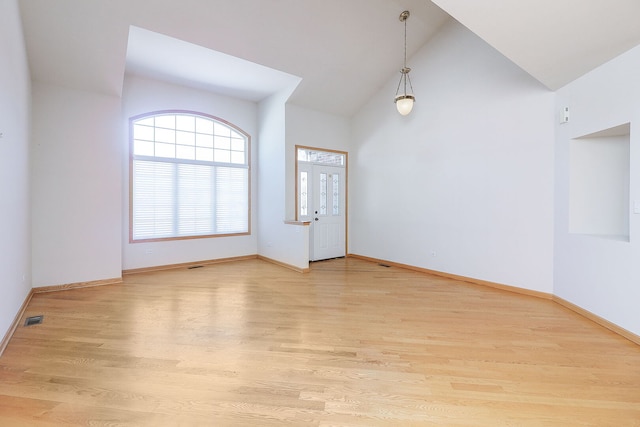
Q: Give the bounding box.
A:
[395,94,415,116]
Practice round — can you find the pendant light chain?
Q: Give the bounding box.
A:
[403,13,414,96]
[404,12,407,70]
[394,10,415,115]
[395,13,409,96]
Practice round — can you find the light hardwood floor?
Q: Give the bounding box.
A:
[1,258,639,426]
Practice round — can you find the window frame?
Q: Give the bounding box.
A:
[129,110,251,243]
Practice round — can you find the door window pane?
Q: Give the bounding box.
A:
[332,174,340,215]
[300,171,308,216]
[319,173,327,215]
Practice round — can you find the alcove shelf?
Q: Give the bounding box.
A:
[569,123,630,241]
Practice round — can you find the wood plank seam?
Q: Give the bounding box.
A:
[3,253,636,362]
[348,253,639,346]
[553,295,640,345]
[2,257,637,425]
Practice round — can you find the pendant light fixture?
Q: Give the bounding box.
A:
[395,10,415,116]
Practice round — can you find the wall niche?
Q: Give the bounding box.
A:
[569,123,630,241]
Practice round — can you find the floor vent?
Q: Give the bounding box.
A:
[378,263,391,268]
[24,315,44,326]
[188,265,204,269]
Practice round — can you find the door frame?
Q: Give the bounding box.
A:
[295,145,348,259]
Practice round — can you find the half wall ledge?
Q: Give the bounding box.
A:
[283,220,311,226]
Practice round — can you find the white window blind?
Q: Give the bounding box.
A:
[130,112,249,242]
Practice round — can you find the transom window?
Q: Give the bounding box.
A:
[130,111,250,242]
[297,148,345,166]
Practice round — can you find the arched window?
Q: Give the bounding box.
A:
[129,111,250,242]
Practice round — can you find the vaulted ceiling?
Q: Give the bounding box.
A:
[18,0,640,117]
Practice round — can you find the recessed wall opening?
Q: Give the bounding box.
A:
[569,123,630,241]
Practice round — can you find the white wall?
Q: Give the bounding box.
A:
[554,45,640,336]
[31,82,122,287]
[256,89,309,270]
[350,20,555,294]
[284,104,350,221]
[0,0,31,339]
[121,75,259,270]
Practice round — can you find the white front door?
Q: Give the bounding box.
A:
[310,165,345,261]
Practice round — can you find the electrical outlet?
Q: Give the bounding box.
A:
[430,251,437,257]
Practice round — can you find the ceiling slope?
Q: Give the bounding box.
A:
[18,1,640,115]
[18,0,449,116]
[125,26,302,102]
[431,0,640,90]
